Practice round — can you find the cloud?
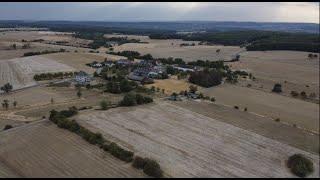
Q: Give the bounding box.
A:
[0,2,318,23]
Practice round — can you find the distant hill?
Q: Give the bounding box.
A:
[0,20,319,34]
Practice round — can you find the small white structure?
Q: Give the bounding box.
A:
[75,71,91,85]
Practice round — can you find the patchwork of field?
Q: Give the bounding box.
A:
[200,83,319,133]
[0,56,75,91]
[105,34,243,62]
[0,120,145,178]
[75,102,319,178]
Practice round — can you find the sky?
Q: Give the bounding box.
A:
[0,2,319,23]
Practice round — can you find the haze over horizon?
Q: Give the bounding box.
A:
[0,2,319,24]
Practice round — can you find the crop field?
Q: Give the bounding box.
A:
[200,83,319,133]
[0,120,145,178]
[43,52,126,73]
[105,34,243,62]
[229,50,319,96]
[173,100,319,154]
[75,101,319,178]
[0,56,75,90]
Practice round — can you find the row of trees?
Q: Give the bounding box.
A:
[119,93,153,106]
[49,107,162,177]
[1,99,17,110]
[23,48,66,57]
[34,72,74,81]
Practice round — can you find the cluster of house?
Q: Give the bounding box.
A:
[77,58,201,85]
[128,60,166,83]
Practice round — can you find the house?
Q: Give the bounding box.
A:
[116,59,132,66]
[75,71,91,85]
[128,72,154,84]
[102,60,115,68]
[172,65,195,72]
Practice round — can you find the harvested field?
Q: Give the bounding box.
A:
[75,101,319,178]
[200,83,319,133]
[173,100,319,154]
[229,50,319,97]
[105,34,243,62]
[0,120,145,178]
[0,56,74,90]
[14,89,123,120]
[43,52,127,73]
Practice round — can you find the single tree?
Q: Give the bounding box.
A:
[100,100,109,110]
[13,101,17,108]
[272,83,282,93]
[1,83,13,93]
[77,89,82,98]
[2,100,9,110]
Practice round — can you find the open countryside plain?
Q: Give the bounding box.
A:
[0,120,146,178]
[106,34,243,62]
[75,101,319,178]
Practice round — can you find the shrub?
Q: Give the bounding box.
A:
[210,97,216,102]
[287,154,314,177]
[3,124,13,130]
[234,106,239,109]
[108,142,134,162]
[120,93,137,106]
[143,158,163,178]
[290,91,299,97]
[272,83,282,93]
[244,107,247,112]
[132,156,147,169]
[100,100,109,110]
[300,91,307,98]
[275,118,280,122]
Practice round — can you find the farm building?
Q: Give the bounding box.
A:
[75,71,91,85]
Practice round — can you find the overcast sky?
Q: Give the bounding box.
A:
[0,2,319,23]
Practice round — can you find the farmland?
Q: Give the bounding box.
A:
[105,34,243,62]
[200,83,319,133]
[75,101,319,178]
[0,27,319,178]
[0,56,74,91]
[0,120,145,178]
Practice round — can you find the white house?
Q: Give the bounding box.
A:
[75,71,91,85]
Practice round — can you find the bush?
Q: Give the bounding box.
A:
[210,97,216,102]
[287,154,314,177]
[3,124,13,130]
[290,91,299,97]
[272,83,282,93]
[275,118,280,122]
[100,100,109,110]
[132,156,147,169]
[120,93,137,106]
[143,158,163,178]
[234,106,239,110]
[108,142,134,162]
[244,107,247,112]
